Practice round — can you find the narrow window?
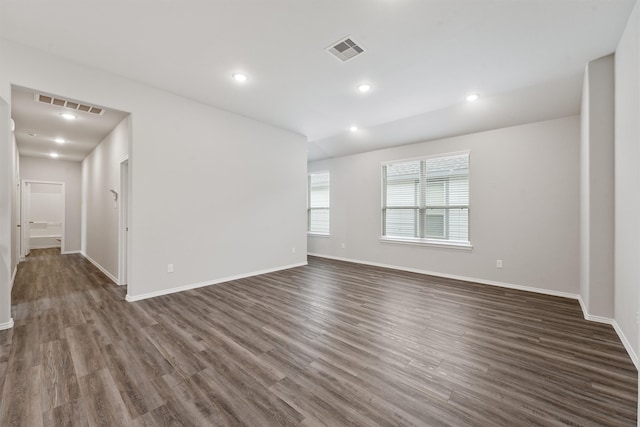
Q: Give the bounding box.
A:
[308,171,330,235]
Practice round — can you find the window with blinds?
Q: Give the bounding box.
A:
[308,171,330,234]
[382,152,469,245]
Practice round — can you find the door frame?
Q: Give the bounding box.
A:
[118,158,129,286]
[21,179,66,257]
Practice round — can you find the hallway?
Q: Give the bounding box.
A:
[0,249,129,425]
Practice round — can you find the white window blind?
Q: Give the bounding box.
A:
[308,172,330,234]
[382,153,469,244]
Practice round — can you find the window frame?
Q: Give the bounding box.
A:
[307,170,330,236]
[380,151,472,250]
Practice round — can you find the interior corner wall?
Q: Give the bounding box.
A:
[579,66,590,311]
[81,116,129,279]
[615,0,640,361]
[579,54,615,319]
[20,156,82,253]
[0,38,307,301]
[308,116,580,296]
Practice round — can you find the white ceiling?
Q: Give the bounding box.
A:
[1,0,636,161]
[11,86,128,162]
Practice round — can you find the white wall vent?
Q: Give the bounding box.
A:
[326,36,365,62]
[35,93,105,116]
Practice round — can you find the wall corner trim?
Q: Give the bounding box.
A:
[612,320,639,371]
[576,296,640,370]
[81,252,119,285]
[576,295,612,324]
[0,318,14,331]
[125,261,308,303]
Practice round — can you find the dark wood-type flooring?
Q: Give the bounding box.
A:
[0,249,636,426]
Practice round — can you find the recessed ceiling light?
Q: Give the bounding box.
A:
[49,152,59,158]
[357,83,372,93]
[54,137,66,144]
[60,113,77,120]
[232,73,248,83]
[466,93,479,102]
[350,125,358,132]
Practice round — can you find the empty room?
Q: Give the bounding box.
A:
[1,0,639,426]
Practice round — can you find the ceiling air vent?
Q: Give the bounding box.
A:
[326,36,365,62]
[35,93,105,116]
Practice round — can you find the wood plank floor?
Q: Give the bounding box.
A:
[0,248,636,426]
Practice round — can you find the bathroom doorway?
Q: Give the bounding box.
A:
[21,180,65,257]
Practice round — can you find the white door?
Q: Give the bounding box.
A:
[21,181,31,257]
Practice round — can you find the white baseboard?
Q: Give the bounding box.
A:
[576,296,638,370]
[612,320,639,371]
[308,253,579,300]
[126,261,308,303]
[309,253,640,371]
[81,252,118,285]
[576,295,612,324]
[10,265,17,291]
[0,318,14,331]
[61,250,81,255]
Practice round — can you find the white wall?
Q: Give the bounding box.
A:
[124,96,307,298]
[0,97,14,329]
[20,156,82,253]
[615,0,640,362]
[81,116,129,279]
[309,116,580,296]
[579,55,615,319]
[0,39,308,304]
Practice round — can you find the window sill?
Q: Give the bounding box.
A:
[307,232,330,237]
[379,236,473,250]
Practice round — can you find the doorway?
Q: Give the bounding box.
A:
[8,85,133,332]
[21,180,65,257]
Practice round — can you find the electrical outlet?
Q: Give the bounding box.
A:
[167,263,174,273]
[496,260,503,269]
[636,311,640,326]
[291,247,296,254]
[341,243,346,249]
